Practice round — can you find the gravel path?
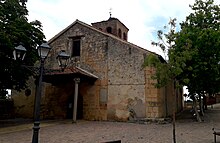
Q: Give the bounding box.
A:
[0,105,220,143]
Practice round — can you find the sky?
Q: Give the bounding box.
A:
[27,0,201,56]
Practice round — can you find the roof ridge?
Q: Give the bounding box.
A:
[48,19,161,57]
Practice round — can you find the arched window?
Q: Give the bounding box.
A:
[106,27,112,33]
[118,29,122,38]
[123,32,127,40]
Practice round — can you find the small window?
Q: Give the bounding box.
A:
[129,47,131,54]
[123,32,127,40]
[72,39,80,57]
[106,27,112,33]
[118,29,122,38]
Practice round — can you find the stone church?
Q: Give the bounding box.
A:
[12,17,183,121]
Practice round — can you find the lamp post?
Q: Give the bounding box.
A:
[32,43,51,143]
[14,43,70,143]
[14,43,51,143]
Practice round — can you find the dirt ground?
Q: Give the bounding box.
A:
[0,104,220,143]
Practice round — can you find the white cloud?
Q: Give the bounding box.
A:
[26,0,206,55]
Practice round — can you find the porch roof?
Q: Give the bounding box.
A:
[43,66,98,84]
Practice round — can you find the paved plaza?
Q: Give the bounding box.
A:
[0,105,220,143]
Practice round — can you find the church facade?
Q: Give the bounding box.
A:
[12,17,183,121]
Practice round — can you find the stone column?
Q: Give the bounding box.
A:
[73,78,80,123]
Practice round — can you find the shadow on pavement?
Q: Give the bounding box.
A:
[0,118,32,128]
[176,103,220,123]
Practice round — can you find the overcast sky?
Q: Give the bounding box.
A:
[26,0,208,56]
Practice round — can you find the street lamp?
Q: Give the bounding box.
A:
[13,45,27,60]
[57,50,70,71]
[14,43,70,143]
[14,43,51,143]
[32,43,51,143]
[33,47,69,143]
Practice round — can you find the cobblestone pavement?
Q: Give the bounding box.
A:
[0,105,220,143]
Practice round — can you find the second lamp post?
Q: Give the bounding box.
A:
[14,43,70,143]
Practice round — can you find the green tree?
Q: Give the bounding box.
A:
[144,18,179,143]
[174,0,220,116]
[146,0,220,121]
[0,0,45,99]
[144,0,220,142]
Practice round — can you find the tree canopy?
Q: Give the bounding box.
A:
[0,0,45,98]
[174,0,220,96]
[145,0,220,97]
[144,0,220,140]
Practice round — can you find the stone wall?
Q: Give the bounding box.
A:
[107,38,147,120]
[145,67,161,118]
[11,77,37,118]
[145,67,183,118]
[164,81,175,117]
[42,82,74,119]
[46,23,109,120]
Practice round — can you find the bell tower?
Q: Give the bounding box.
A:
[91,16,129,41]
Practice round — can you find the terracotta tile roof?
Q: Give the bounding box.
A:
[45,66,98,79]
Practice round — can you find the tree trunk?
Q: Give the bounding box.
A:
[203,95,207,110]
[199,95,204,116]
[192,99,202,122]
[172,109,176,143]
[172,82,176,143]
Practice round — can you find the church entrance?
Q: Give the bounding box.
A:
[66,93,83,119]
